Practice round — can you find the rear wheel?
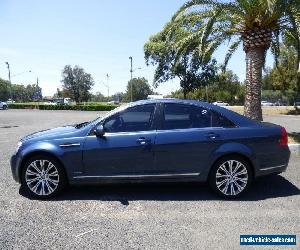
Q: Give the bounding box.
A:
[3,105,7,110]
[21,155,66,199]
[209,156,253,198]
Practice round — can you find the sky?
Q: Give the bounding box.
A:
[0,0,274,97]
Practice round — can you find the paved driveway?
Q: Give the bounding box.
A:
[0,110,299,249]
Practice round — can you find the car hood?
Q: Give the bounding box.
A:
[21,125,87,142]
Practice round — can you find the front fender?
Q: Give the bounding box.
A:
[13,140,83,183]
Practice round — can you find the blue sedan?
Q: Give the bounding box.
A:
[10,99,290,199]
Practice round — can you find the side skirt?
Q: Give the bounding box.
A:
[69,173,202,185]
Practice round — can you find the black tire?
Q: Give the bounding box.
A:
[209,155,253,198]
[3,105,7,110]
[21,155,67,199]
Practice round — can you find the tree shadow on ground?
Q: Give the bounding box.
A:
[286,107,300,115]
[20,174,300,204]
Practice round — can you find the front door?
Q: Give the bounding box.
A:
[82,104,157,176]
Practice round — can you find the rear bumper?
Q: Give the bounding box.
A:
[256,146,290,177]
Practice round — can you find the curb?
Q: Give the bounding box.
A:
[289,144,300,155]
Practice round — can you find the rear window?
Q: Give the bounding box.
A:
[211,111,236,128]
[163,104,211,129]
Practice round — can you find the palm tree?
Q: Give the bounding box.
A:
[170,0,300,120]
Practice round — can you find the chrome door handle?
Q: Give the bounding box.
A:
[137,138,151,145]
[207,132,220,139]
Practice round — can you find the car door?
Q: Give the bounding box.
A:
[153,103,231,175]
[82,103,158,176]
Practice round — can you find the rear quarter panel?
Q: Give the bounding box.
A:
[202,125,290,180]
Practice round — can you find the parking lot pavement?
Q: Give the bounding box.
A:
[264,114,300,134]
[0,109,299,249]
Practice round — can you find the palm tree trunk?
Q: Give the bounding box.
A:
[244,47,264,121]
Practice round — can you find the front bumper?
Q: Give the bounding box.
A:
[10,153,22,183]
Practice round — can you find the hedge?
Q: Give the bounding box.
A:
[8,103,118,111]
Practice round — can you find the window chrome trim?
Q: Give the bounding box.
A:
[155,127,224,133]
[86,129,158,137]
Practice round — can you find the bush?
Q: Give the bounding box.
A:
[8,103,118,111]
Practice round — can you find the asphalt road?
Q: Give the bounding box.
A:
[264,114,300,134]
[0,109,299,249]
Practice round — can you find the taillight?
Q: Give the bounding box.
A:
[279,127,288,146]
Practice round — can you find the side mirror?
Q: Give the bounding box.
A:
[94,124,105,137]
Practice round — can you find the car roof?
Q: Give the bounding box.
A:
[128,99,258,127]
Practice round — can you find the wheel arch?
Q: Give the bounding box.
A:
[208,152,256,180]
[19,150,68,184]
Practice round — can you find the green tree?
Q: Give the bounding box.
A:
[285,11,300,95]
[54,88,71,99]
[61,65,94,103]
[0,78,43,102]
[144,19,218,98]
[262,43,299,104]
[267,44,298,92]
[172,70,245,105]
[0,78,11,101]
[125,77,153,101]
[90,92,107,102]
[26,84,42,101]
[111,92,125,103]
[166,0,300,120]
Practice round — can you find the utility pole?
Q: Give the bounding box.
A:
[5,62,11,82]
[5,62,12,100]
[106,74,110,99]
[129,56,133,102]
[100,74,110,100]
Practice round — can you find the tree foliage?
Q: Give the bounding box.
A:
[262,42,299,104]
[144,18,218,98]
[61,65,94,103]
[172,70,245,105]
[124,77,153,102]
[155,0,300,120]
[0,78,42,102]
[0,78,10,101]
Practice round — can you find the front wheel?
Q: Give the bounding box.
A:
[21,155,66,199]
[209,156,253,198]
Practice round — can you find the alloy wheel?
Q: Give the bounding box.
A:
[215,160,248,196]
[25,159,59,196]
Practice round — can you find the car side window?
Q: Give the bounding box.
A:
[103,104,155,133]
[211,111,236,128]
[163,103,211,130]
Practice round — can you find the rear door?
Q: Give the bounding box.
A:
[153,103,234,175]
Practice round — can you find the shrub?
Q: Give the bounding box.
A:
[8,103,118,111]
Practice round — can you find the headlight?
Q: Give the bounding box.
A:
[15,141,22,153]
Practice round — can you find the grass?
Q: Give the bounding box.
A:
[288,133,300,144]
[229,106,297,116]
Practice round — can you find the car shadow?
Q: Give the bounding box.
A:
[19,174,300,204]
